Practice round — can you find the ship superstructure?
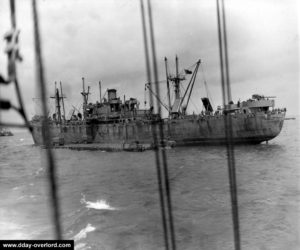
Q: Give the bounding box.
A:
[30,57,286,148]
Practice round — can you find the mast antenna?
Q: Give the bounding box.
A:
[175,55,180,99]
[81,77,90,119]
[50,81,62,124]
[99,81,102,103]
[59,81,66,121]
[164,57,171,117]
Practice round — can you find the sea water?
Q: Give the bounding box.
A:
[0,117,299,250]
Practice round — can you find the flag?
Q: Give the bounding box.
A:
[184,69,192,74]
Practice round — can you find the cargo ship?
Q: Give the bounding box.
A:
[30,58,286,150]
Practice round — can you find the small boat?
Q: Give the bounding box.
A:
[0,128,13,136]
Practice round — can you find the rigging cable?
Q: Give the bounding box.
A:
[0,0,33,131]
[8,0,32,133]
[140,0,176,249]
[147,0,177,248]
[32,0,62,239]
[140,2,169,249]
[216,0,241,249]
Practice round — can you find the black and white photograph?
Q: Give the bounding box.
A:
[0,0,299,249]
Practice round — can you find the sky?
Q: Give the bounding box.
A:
[0,0,299,124]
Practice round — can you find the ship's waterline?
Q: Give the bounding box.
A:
[30,59,286,148]
[31,112,285,148]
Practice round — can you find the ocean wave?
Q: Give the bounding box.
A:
[16,195,36,201]
[80,194,116,210]
[17,196,25,200]
[73,223,95,242]
[0,163,9,168]
[74,243,87,250]
[34,168,45,176]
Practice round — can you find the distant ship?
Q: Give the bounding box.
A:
[30,57,286,150]
[0,128,13,136]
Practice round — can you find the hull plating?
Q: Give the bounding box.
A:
[31,113,285,147]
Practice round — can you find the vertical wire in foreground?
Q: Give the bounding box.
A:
[147,0,177,249]
[9,0,32,133]
[140,0,177,249]
[216,0,241,249]
[140,1,169,249]
[220,1,240,242]
[32,0,62,239]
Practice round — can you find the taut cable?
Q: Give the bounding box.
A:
[140,0,177,249]
[140,1,169,249]
[216,0,241,249]
[147,0,177,249]
[9,0,32,134]
[32,0,62,239]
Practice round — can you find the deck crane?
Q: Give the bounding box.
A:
[145,57,202,117]
[165,57,201,115]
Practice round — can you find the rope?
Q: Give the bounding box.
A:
[140,1,176,249]
[7,0,33,133]
[32,0,62,239]
[216,0,241,249]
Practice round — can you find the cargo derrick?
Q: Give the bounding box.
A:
[30,58,286,148]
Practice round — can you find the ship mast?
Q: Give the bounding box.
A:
[55,88,62,124]
[59,81,66,121]
[99,81,102,104]
[174,55,180,99]
[164,57,171,117]
[168,56,185,114]
[50,81,62,124]
[167,57,201,115]
[81,77,90,119]
[81,77,87,105]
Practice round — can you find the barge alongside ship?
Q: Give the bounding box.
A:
[30,58,286,150]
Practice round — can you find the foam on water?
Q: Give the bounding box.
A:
[74,242,87,250]
[0,121,298,249]
[0,220,29,239]
[34,168,44,176]
[80,194,116,210]
[17,196,25,200]
[73,223,96,242]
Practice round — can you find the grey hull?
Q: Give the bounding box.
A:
[31,112,285,148]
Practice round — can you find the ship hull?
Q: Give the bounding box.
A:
[31,112,285,147]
